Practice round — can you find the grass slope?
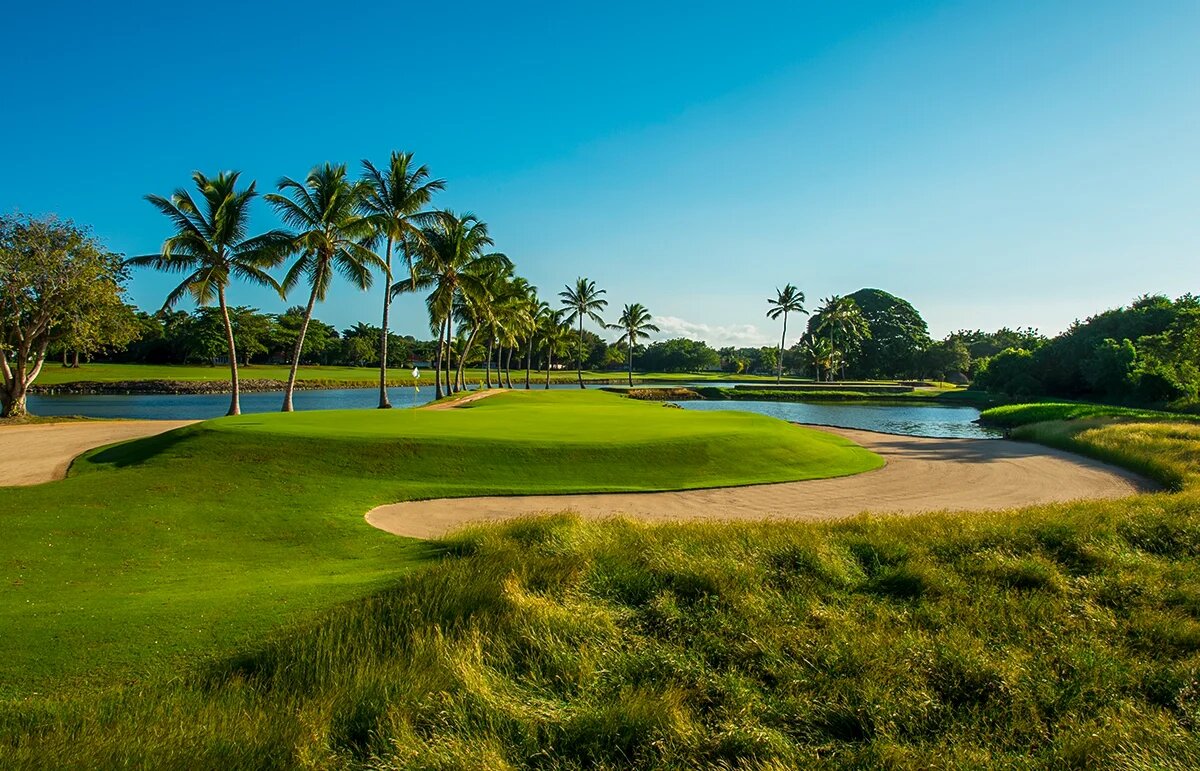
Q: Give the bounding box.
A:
[980,401,1192,428]
[0,391,876,694]
[5,421,1200,768]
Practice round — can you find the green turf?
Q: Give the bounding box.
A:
[5,418,1200,767]
[0,390,878,695]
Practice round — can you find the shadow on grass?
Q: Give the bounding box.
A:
[77,426,198,472]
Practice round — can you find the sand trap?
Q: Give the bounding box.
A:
[421,389,507,410]
[367,426,1157,539]
[0,420,197,486]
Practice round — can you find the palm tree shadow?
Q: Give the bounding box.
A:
[83,428,194,470]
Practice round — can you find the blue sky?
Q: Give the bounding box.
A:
[4,1,1198,346]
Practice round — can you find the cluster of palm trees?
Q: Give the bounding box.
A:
[133,152,663,415]
[767,288,868,381]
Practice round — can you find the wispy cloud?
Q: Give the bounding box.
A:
[651,316,773,348]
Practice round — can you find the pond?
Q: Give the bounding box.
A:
[27,387,998,439]
[678,400,1000,439]
[28,384,578,420]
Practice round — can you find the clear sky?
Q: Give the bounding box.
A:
[4,1,1198,346]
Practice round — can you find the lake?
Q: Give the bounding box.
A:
[28,387,997,438]
[678,400,999,439]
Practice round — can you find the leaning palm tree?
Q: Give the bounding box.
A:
[559,277,608,388]
[607,303,660,387]
[266,163,383,411]
[402,211,510,400]
[766,284,806,384]
[360,152,444,408]
[129,171,289,416]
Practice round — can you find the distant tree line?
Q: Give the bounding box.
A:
[973,294,1200,405]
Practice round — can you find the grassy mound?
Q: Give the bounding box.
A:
[0,391,877,693]
[980,401,1188,428]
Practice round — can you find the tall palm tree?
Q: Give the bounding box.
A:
[540,310,571,389]
[766,284,806,384]
[401,211,510,400]
[814,295,869,381]
[360,152,444,408]
[129,171,289,416]
[266,163,383,411]
[525,298,550,389]
[607,303,660,386]
[559,277,608,388]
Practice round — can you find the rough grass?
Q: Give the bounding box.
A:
[981,401,1189,428]
[6,494,1200,767]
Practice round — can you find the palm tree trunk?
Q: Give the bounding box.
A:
[378,235,394,409]
[217,286,241,416]
[505,348,514,388]
[484,338,493,388]
[545,348,552,389]
[577,318,585,389]
[433,317,446,400]
[457,324,479,391]
[282,283,319,412]
[628,341,634,387]
[777,313,787,384]
[525,337,533,389]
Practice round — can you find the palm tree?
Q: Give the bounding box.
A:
[129,171,289,416]
[266,163,383,411]
[401,211,510,400]
[766,284,806,384]
[559,277,608,388]
[525,298,550,389]
[797,333,834,381]
[360,152,444,408]
[814,295,869,381]
[540,310,571,388]
[607,303,660,386]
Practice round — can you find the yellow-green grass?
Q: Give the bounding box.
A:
[980,401,1191,428]
[5,419,1200,767]
[0,391,877,696]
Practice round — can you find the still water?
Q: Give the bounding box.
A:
[28,386,997,439]
[678,400,999,439]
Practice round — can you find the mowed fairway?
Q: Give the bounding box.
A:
[0,390,878,694]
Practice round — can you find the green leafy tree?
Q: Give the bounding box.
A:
[0,215,131,417]
[559,277,608,388]
[267,163,383,411]
[129,171,289,415]
[360,152,444,408]
[766,284,806,383]
[607,302,660,386]
[837,288,931,378]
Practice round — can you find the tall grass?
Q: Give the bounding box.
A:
[6,496,1200,766]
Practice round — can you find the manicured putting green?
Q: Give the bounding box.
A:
[0,390,879,693]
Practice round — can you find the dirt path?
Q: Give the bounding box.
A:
[366,426,1157,539]
[420,389,507,410]
[0,420,197,486]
